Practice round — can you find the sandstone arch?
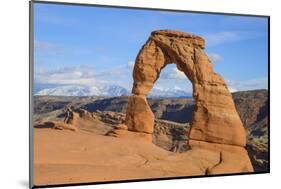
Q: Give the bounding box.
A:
[107,30,253,173]
[125,30,246,148]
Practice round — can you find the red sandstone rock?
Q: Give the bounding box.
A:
[189,140,253,173]
[106,29,252,172]
[107,129,152,142]
[106,128,128,137]
[125,95,154,134]
[129,29,246,147]
[52,121,78,131]
[115,124,128,130]
[64,109,80,127]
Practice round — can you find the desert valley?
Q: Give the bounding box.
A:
[33,89,268,185]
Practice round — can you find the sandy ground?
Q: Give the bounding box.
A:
[33,128,221,186]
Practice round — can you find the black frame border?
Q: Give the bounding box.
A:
[29,0,270,188]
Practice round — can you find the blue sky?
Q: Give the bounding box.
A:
[34,3,268,94]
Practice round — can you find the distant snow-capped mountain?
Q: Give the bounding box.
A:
[149,87,191,98]
[35,85,129,97]
[35,84,191,97]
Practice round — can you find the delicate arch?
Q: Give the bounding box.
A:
[125,30,246,147]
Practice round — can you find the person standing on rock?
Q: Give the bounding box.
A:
[64,106,73,124]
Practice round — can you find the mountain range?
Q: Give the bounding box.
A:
[35,84,192,98]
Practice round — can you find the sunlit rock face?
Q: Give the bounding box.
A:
[126,30,246,147]
[119,29,253,173]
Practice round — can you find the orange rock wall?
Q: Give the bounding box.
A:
[126,30,246,147]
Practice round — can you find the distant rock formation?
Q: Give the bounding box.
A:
[34,120,77,132]
[119,29,253,173]
[232,90,268,172]
[34,107,80,132]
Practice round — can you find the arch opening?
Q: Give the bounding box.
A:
[146,63,194,152]
[148,63,193,99]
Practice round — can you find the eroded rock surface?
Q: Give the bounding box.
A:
[125,95,154,134]
[42,107,80,132]
[126,29,246,147]
[120,29,253,173]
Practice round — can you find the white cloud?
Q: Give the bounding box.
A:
[35,65,96,86]
[34,62,226,97]
[204,32,239,46]
[228,86,238,93]
[239,77,268,90]
[127,61,135,69]
[170,67,186,79]
[160,66,186,80]
[35,63,134,90]
[150,64,192,95]
[208,53,222,63]
[227,77,268,92]
[203,31,265,46]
